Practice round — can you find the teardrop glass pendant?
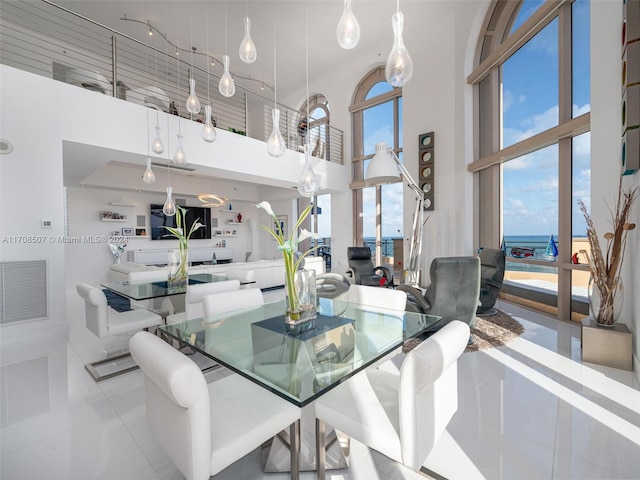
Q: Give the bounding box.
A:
[142,157,156,184]
[163,187,176,216]
[202,105,217,143]
[219,55,236,97]
[173,134,187,165]
[239,17,257,64]
[267,108,286,157]
[186,78,201,114]
[152,126,164,154]
[385,11,413,87]
[298,144,319,197]
[336,0,360,49]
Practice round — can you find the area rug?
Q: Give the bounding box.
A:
[402,309,524,354]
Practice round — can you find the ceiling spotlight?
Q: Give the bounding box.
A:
[147,21,153,36]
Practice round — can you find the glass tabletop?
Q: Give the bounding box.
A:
[159,297,441,407]
[101,273,227,300]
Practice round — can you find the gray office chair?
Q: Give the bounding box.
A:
[477,248,506,316]
[398,256,480,334]
[345,246,394,287]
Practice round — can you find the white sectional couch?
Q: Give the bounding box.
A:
[108,256,325,291]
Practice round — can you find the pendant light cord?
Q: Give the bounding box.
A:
[224,0,228,54]
[206,0,210,105]
[273,0,277,108]
[176,0,181,135]
[305,0,309,141]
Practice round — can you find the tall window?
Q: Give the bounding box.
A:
[350,67,403,274]
[470,0,591,321]
[300,94,330,161]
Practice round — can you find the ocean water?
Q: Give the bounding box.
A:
[361,235,579,274]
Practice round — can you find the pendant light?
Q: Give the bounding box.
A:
[219,54,235,97]
[202,105,217,143]
[202,2,217,143]
[385,1,413,87]
[143,110,156,184]
[298,144,319,197]
[336,0,360,49]
[185,6,201,115]
[267,1,285,157]
[163,95,176,217]
[239,13,257,64]
[186,77,201,114]
[151,126,164,154]
[297,0,319,197]
[163,186,176,216]
[219,1,236,97]
[173,133,186,165]
[143,157,156,184]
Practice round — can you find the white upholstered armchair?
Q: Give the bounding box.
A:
[129,331,301,480]
[314,320,470,477]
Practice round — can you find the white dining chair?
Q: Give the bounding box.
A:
[165,279,241,324]
[346,284,408,366]
[76,283,162,382]
[225,268,256,288]
[129,331,301,480]
[314,320,470,478]
[347,284,407,311]
[202,288,264,316]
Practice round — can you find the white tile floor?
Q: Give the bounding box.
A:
[1,292,639,479]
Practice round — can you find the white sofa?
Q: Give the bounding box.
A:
[108,256,325,291]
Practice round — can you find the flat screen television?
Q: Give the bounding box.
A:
[150,204,212,240]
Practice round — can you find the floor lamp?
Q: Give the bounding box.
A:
[365,142,424,287]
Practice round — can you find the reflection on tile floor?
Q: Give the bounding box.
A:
[1,293,639,479]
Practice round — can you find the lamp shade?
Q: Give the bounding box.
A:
[365,142,401,183]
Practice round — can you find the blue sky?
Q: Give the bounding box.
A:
[500,0,590,237]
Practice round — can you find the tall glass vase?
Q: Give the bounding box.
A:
[285,268,317,329]
[167,247,188,287]
[588,275,623,327]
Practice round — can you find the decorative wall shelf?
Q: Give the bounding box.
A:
[101,218,127,222]
[109,202,137,207]
[220,209,241,214]
[214,234,238,237]
[226,221,243,225]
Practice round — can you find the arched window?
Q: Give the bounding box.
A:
[469,0,591,321]
[350,66,403,273]
[299,94,330,161]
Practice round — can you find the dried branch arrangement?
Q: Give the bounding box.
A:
[578,178,639,325]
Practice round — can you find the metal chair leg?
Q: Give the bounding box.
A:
[290,419,301,480]
[316,418,326,479]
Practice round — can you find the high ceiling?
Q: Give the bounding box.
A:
[54,0,403,100]
[48,1,418,198]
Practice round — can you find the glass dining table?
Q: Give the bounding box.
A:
[158,297,441,475]
[101,273,229,302]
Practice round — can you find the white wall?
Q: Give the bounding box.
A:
[591,1,640,366]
